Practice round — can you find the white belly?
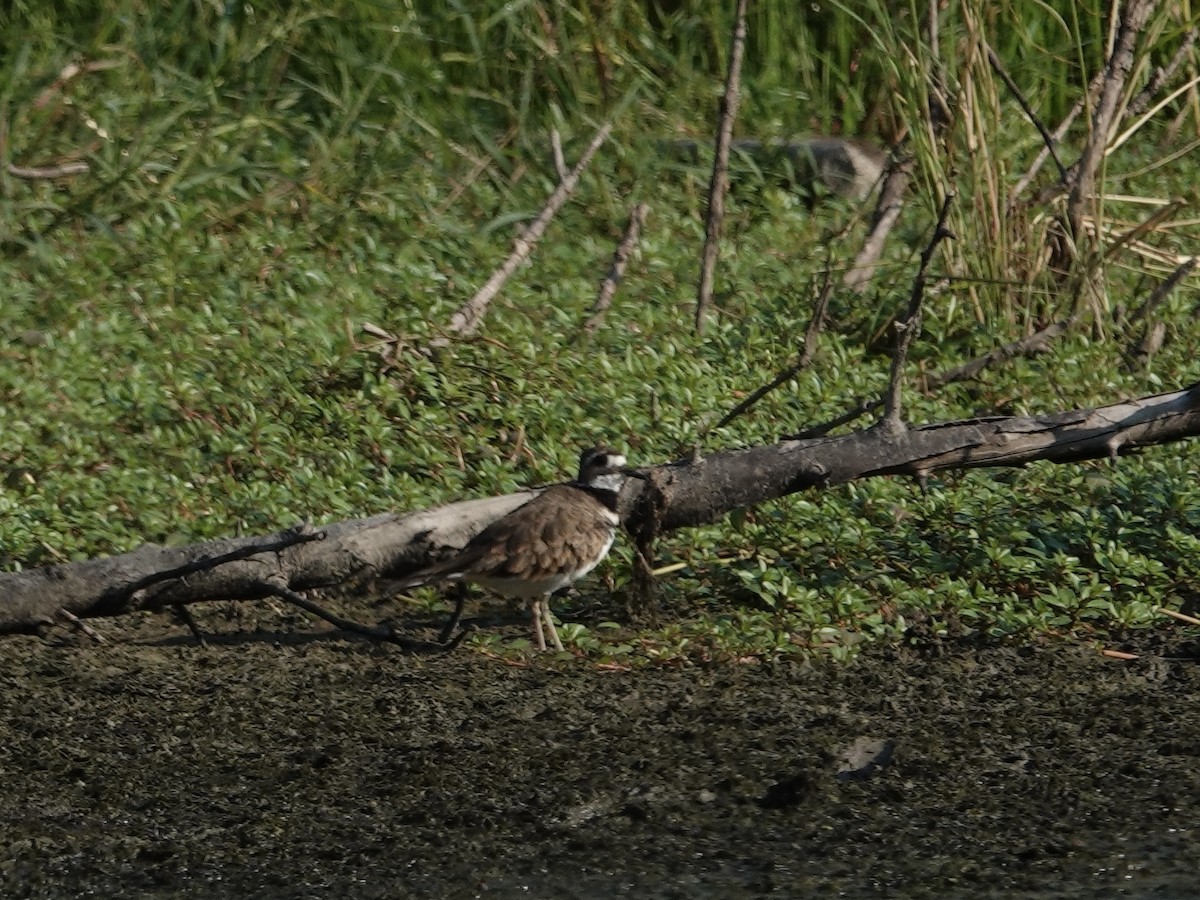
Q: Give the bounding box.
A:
[469,531,616,599]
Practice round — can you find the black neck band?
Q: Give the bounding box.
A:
[576,483,620,512]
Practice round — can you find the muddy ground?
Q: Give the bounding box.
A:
[2,604,1199,899]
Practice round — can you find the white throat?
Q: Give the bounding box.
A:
[586,470,627,494]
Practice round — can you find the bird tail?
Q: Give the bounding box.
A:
[375,548,479,602]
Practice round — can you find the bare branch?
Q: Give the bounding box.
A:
[442,121,613,340]
[843,153,912,293]
[694,0,750,333]
[584,202,649,336]
[1126,26,1197,117]
[1008,69,1105,211]
[6,161,89,179]
[924,315,1078,391]
[1123,256,1199,368]
[1127,255,1198,324]
[881,194,956,431]
[985,42,1067,181]
[705,262,834,434]
[1064,0,1159,246]
[1102,199,1187,263]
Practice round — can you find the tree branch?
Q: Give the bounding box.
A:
[881,193,955,431]
[694,0,749,333]
[1063,0,1158,247]
[584,202,649,336]
[704,261,833,435]
[441,121,613,340]
[843,153,912,293]
[985,42,1067,181]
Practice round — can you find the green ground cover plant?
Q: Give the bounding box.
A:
[2,0,1198,659]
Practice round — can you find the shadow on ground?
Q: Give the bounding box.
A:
[2,607,1198,898]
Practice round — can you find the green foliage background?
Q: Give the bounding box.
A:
[1,0,1198,656]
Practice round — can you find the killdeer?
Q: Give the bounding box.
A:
[394,446,628,651]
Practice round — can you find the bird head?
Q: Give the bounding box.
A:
[575,445,628,493]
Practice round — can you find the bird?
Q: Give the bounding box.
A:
[392,446,628,651]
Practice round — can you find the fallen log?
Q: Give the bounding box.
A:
[2,381,1197,637]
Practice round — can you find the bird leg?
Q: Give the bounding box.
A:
[529,599,547,652]
[438,583,469,644]
[526,597,565,652]
[539,596,565,652]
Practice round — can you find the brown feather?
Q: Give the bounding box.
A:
[403,484,617,588]
[390,445,627,651]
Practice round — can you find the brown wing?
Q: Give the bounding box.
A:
[397,542,490,587]
[397,486,615,587]
[462,486,616,580]
[390,497,540,588]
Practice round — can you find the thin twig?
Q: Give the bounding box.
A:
[101,523,326,603]
[173,603,208,647]
[1126,27,1197,117]
[1123,256,1198,369]
[881,193,956,431]
[707,263,834,434]
[985,43,1067,181]
[1127,255,1198,324]
[584,202,649,335]
[57,608,106,643]
[1102,200,1186,263]
[263,580,468,653]
[694,0,749,334]
[1009,70,1105,211]
[442,121,613,341]
[926,314,1078,390]
[550,129,568,182]
[788,394,883,440]
[6,161,89,179]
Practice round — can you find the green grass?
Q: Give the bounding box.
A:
[2,0,1199,659]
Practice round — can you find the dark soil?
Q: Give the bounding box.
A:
[3,608,1199,899]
